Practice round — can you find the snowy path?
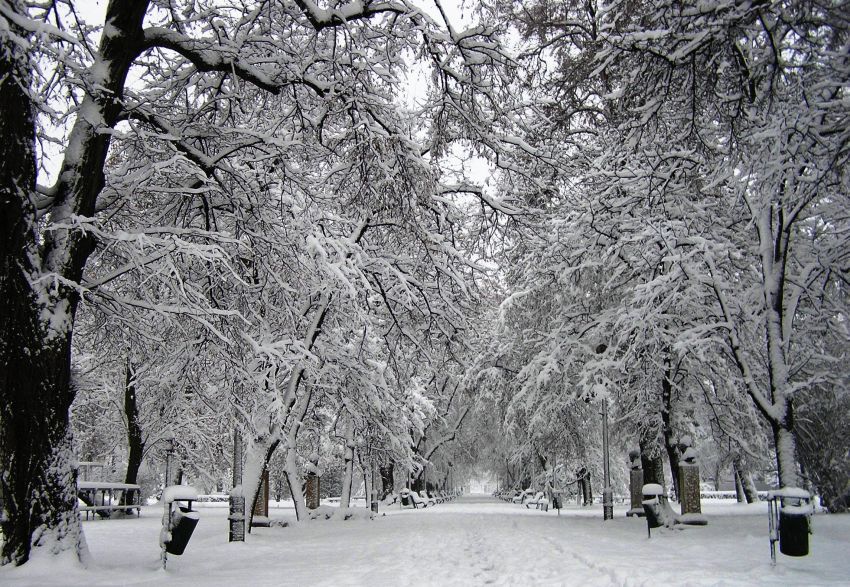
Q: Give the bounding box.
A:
[3,494,849,586]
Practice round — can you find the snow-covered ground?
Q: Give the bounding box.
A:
[3,494,848,586]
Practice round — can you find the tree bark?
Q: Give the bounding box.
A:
[1,0,150,565]
[1,3,81,564]
[379,463,394,499]
[123,360,145,487]
[339,420,355,509]
[283,449,309,521]
[660,367,681,499]
[640,436,666,487]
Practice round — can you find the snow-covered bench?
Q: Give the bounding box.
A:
[512,489,534,504]
[642,484,707,534]
[77,481,142,519]
[525,492,549,510]
[400,490,426,508]
[413,491,435,507]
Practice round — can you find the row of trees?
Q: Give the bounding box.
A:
[474,0,849,508]
[0,0,533,565]
[1,0,847,569]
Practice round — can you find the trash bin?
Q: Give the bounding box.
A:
[641,484,665,534]
[779,506,810,557]
[166,506,200,555]
[552,496,561,510]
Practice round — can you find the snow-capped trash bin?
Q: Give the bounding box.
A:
[641,483,665,537]
[166,506,199,555]
[768,488,812,561]
[161,485,200,563]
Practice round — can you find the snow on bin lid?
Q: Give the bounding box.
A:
[163,485,199,503]
[767,487,810,499]
[642,483,664,496]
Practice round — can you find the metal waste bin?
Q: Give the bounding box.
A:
[166,506,199,555]
[768,488,812,562]
[779,508,809,556]
[641,483,665,537]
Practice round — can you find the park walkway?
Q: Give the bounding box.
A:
[3,494,848,586]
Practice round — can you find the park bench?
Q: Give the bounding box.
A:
[642,484,708,534]
[512,489,534,504]
[400,490,426,508]
[414,491,435,507]
[525,491,549,510]
[77,481,142,520]
[428,491,443,504]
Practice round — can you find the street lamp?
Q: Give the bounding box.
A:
[596,343,613,521]
[163,432,176,488]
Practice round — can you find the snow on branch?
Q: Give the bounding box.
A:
[141,28,329,96]
[293,0,408,31]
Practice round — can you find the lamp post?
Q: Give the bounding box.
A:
[602,397,613,520]
[596,343,613,521]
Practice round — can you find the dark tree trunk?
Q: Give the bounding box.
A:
[1,0,150,565]
[379,463,394,499]
[123,360,145,487]
[660,368,681,499]
[640,436,666,487]
[733,457,759,503]
[0,6,82,564]
[411,470,425,492]
[734,468,746,503]
[578,467,593,506]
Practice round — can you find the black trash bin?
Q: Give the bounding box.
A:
[779,509,809,557]
[641,484,665,531]
[166,507,199,555]
[552,496,561,510]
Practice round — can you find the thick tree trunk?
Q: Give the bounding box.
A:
[411,468,425,492]
[733,457,759,503]
[640,436,666,487]
[123,360,144,487]
[1,7,82,564]
[660,368,681,499]
[734,469,746,503]
[283,448,308,521]
[363,464,373,511]
[379,463,394,499]
[339,421,355,509]
[1,0,150,565]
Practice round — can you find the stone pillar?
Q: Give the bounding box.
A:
[305,472,320,510]
[627,449,645,517]
[677,438,707,525]
[678,463,701,515]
